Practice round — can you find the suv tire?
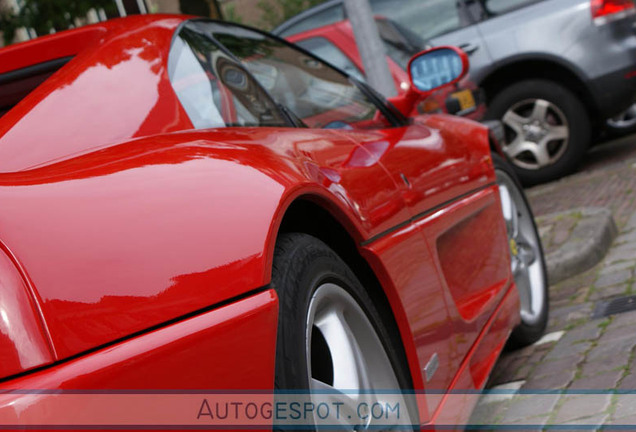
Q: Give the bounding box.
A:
[486,79,591,186]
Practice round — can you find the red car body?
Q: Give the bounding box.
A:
[0,15,518,429]
[287,18,487,120]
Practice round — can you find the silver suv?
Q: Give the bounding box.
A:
[274,0,636,185]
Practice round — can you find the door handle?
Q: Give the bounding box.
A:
[458,42,479,55]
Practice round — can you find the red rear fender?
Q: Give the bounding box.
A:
[0,128,388,360]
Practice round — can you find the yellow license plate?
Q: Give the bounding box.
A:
[451,89,476,111]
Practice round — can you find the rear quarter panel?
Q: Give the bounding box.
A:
[0,127,410,360]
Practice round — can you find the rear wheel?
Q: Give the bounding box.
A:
[493,155,549,347]
[272,233,417,430]
[486,80,590,186]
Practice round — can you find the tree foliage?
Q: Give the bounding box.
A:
[257,0,325,30]
[179,0,210,17]
[0,0,115,45]
[222,3,243,24]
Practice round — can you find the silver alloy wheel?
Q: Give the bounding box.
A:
[501,98,569,170]
[306,283,413,430]
[608,103,636,129]
[496,171,547,326]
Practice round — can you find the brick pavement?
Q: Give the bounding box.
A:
[527,134,636,226]
[468,135,636,430]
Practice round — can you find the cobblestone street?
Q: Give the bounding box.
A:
[528,134,636,225]
[470,135,636,429]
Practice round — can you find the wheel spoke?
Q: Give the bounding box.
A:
[529,143,551,167]
[498,184,518,237]
[531,99,550,122]
[516,241,537,267]
[314,309,369,393]
[545,125,568,141]
[306,284,414,430]
[515,263,533,319]
[526,261,546,323]
[505,138,534,159]
[503,110,527,133]
[310,378,360,429]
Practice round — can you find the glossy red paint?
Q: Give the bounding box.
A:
[358,115,494,218]
[0,25,106,74]
[362,222,451,422]
[360,182,511,420]
[0,247,54,378]
[419,185,512,386]
[0,290,278,412]
[0,15,522,430]
[0,126,420,359]
[431,285,519,428]
[0,16,193,173]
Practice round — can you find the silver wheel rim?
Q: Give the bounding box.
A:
[608,103,636,129]
[306,283,413,429]
[496,171,546,325]
[501,98,569,170]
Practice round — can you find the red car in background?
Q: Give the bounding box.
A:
[0,15,547,430]
[287,17,487,120]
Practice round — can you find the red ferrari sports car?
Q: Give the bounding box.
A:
[0,15,547,430]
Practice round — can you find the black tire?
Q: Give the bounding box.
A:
[486,79,591,186]
[492,154,549,348]
[272,232,417,428]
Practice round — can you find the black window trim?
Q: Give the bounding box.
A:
[0,56,73,86]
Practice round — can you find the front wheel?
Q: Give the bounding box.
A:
[493,155,549,348]
[486,79,591,186]
[272,233,417,430]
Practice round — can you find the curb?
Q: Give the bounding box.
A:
[539,208,618,285]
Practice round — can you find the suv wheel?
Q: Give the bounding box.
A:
[486,79,591,186]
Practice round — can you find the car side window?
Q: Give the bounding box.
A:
[278,5,345,37]
[368,0,473,41]
[199,22,395,130]
[168,27,287,129]
[294,37,365,81]
[481,0,543,16]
